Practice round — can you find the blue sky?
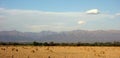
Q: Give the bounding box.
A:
[0,0,120,12]
[0,0,120,32]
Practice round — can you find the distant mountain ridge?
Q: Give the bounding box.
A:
[0,30,120,43]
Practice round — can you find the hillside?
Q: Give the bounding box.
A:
[0,30,120,42]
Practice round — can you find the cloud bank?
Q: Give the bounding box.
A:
[0,8,119,32]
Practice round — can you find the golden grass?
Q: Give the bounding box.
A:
[0,46,120,58]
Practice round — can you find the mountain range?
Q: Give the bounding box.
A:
[0,30,120,43]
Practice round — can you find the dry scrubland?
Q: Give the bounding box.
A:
[0,46,120,58]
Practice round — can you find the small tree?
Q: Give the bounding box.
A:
[43,42,49,46]
[113,41,120,46]
[33,41,39,46]
[76,42,81,46]
[49,41,55,46]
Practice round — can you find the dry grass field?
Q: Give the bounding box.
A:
[0,46,120,58]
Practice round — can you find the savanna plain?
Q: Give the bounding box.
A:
[0,46,120,58]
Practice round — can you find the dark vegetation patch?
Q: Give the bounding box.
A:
[0,41,120,46]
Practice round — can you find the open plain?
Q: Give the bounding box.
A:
[0,46,120,58]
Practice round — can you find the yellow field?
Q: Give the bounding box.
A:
[0,46,120,58]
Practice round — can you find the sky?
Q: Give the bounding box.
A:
[0,0,120,32]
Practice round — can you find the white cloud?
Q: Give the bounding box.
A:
[0,8,5,11]
[78,21,86,24]
[0,8,119,32]
[116,13,120,16]
[86,9,100,14]
[26,25,82,32]
[0,16,5,20]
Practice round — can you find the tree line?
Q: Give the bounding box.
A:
[0,41,120,46]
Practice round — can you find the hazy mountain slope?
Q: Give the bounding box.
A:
[0,30,120,42]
